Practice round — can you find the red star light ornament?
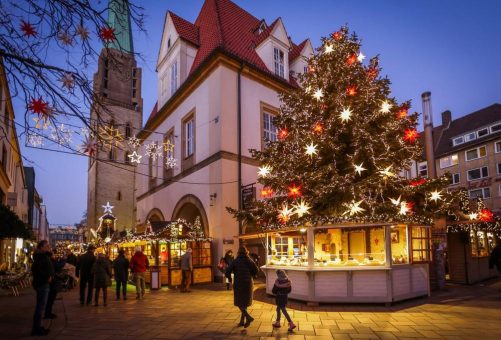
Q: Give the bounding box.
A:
[288,184,302,199]
[479,209,494,222]
[404,129,419,143]
[99,27,115,42]
[20,21,37,37]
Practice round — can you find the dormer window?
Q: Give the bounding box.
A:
[257,21,267,34]
[273,47,285,78]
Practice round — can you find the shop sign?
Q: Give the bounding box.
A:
[467,177,491,189]
[241,183,256,210]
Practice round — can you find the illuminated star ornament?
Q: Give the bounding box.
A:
[324,44,334,54]
[60,73,75,90]
[75,25,90,40]
[346,85,357,96]
[344,200,365,216]
[390,196,402,206]
[288,184,302,199]
[278,204,294,223]
[339,107,352,122]
[163,139,175,153]
[404,129,419,143]
[128,151,142,164]
[313,89,324,100]
[379,166,396,179]
[479,209,494,222]
[28,97,53,122]
[293,200,311,217]
[58,31,73,46]
[357,52,365,62]
[80,135,97,157]
[429,190,443,202]
[258,165,272,178]
[468,212,478,221]
[380,100,393,114]
[305,143,318,157]
[127,136,141,149]
[102,202,114,214]
[278,129,288,139]
[99,26,115,42]
[27,133,43,147]
[20,21,37,37]
[347,54,357,65]
[99,125,123,149]
[399,201,413,215]
[397,107,408,119]
[260,187,273,198]
[354,163,366,176]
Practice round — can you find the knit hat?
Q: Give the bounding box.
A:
[276,269,288,280]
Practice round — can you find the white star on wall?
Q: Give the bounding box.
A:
[102,202,114,214]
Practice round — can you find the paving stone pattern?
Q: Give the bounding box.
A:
[1,279,501,339]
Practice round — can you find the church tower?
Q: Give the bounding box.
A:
[87,0,142,234]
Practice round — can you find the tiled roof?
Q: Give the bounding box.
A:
[289,39,308,62]
[169,11,199,46]
[434,104,501,157]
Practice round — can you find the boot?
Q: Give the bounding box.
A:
[238,314,245,327]
[244,316,254,328]
[226,283,230,290]
[288,322,296,331]
[273,320,281,328]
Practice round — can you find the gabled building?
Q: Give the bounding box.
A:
[136,0,313,279]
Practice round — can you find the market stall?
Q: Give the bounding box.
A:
[261,223,431,304]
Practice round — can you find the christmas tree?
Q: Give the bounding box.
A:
[229,27,453,229]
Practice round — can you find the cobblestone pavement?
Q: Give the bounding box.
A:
[1,278,501,339]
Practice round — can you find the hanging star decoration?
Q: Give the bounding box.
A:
[429,190,443,202]
[479,209,494,222]
[397,107,408,119]
[380,100,393,114]
[102,202,114,214]
[60,73,75,90]
[399,201,413,215]
[324,44,334,54]
[260,187,273,198]
[145,142,163,161]
[76,25,90,40]
[28,97,53,122]
[165,156,177,169]
[27,133,43,147]
[278,204,294,223]
[332,31,342,41]
[313,89,324,100]
[339,107,352,122]
[99,125,123,149]
[128,151,142,164]
[357,52,365,62]
[354,163,366,176]
[390,196,402,206]
[278,129,288,139]
[305,142,318,157]
[32,117,50,130]
[313,122,323,133]
[99,26,115,42]
[288,184,302,199]
[346,85,357,96]
[379,166,396,179]
[258,165,272,178]
[20,21,37,37]
[347,54,357,65]
[58,31,73,46]
[127,135,141,149]
[162,139,175,153]
[80,135,97,157]
[50,124,72,145]
[468,212,478,220]
[293,200,311,217]
[343,200,365,216]
[404,129,419,143]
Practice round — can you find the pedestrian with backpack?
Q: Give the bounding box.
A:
[272,269,296,331]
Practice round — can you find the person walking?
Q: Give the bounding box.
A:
[224,250,234,290]
[225,246,259,328]
[44,252,64,320]
[113,249,129,300]
[272,269,296,331]
[180,248,193,292]
[92,252,112,306]
[76,244,96,305]
[65,249,77,289]
[130,246,149,299]
[31,240,54,336]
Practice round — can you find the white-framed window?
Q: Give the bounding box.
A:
[464,132,476,142]
[495,141,501,153]
[477,128,489,138]
[467,166,488,181]
[465,145,486,161]
[263,111,277,142]
[185,117,194,157]
[452,136,464,146]
[273,47,285,78]
[439,154,459,169]
[170,61,178,95]
[497,162,501,175]
[491,123,501,133]
[451,173,460,185]
[274,237,289,256]
[418,161,428,177]
[469,187,491,199]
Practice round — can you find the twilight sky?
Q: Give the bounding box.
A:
[15,0,501,226]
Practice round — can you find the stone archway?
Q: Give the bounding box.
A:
[146,208,164,223]
[171,194,209,237]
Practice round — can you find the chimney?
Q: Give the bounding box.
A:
[441,110,452,127]
[422,91,437,178]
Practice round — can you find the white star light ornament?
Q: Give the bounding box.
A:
[357,52,365,62]
[390,196,402,206]
[278,204,294,222]
[128,151,142,164]
[305,143,318,157]
[258,165,272,178]
[127,136,141,149]
[469,213,478,220]
[343,200,365,216]
[399,201,411,215]
[429,190,443,202]
[379,166,396,179]
[60,72,75,90]
[339,107,352,123]
[293,200,311,218]
[324,44,334,54]
[313,89,324,100]
[380,101,393,114]
[102,202,114,214]
[354,163,366,176]
[27,133,43,147]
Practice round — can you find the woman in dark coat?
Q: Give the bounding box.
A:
[225,246,259,328]
[92,253,112,306]
[223,250,234,290]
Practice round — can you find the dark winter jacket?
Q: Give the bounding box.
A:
[76,250,96,279]
[489,244,501,272]
[272,278,292,307]
[224,253,234,268]
[66,253,77,266]
[113,254,130,282]
[225,253,259,308]
[92,257,112,288]
[31,251,54,289]
[130,252,149,273]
